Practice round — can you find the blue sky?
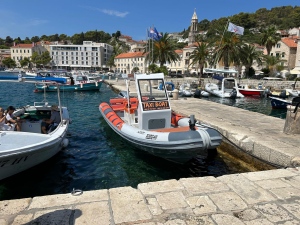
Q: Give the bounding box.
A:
[0,0,299,41]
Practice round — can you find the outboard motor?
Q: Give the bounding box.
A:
[189,115,196,131]
[193,88,201,98]
[229,88,237,99]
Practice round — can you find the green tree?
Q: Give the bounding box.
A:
[263,55,286,76]
[260,25,281,55]
[20,57,31,68]
[2,57,16,68]
[212,32,242,69]
[31,36,40,43]
[5,36,13,46]
[145,33,180,67]
[239,44,263,78]
[188,41,211,80]
[40,51,52,67]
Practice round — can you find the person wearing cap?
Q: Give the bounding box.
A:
[41,105,61,134]
[5,106,22,131]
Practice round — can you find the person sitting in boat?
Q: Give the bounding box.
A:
[41,105,61,134]
[0,107,12,131]
[5,106,22,131]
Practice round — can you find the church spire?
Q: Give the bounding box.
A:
[188,9,198,45]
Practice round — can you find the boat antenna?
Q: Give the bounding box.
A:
[56,84,63,124]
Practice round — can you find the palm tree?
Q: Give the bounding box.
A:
[260,26,281,55]
[263,55,286,76]
[188,41,211,81]
[239,44,263,78]
[145,33,180,67]
[212,32,242,69]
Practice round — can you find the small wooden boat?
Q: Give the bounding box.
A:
[99,73,222,164]
[0,75,71,180]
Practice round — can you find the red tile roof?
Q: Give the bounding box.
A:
[115,52,145,59]
[282,37,298,48]
[11,43,34,48]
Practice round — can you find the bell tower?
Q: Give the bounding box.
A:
[188,9,198,45]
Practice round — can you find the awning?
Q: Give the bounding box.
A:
[290,69,300,75]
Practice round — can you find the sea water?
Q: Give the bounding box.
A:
[0,74,287,200]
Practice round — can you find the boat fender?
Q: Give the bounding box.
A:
[189,115,196,131]
[61,138,69,148]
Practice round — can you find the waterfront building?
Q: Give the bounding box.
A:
[0,49,11,67]
[269,36,298,71]
[167,50,183,74]
[10,43,47,68]
[114,52,146,74]
[49,41,113,71]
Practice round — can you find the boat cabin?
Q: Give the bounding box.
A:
[135,73,171,130]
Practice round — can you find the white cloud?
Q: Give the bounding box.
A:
[100,9,129,18]
[83,6,129,18]
[27,19,48,27]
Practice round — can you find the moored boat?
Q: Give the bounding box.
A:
[99,73,222,164]
[238,85,265,96]
[205,75,244,98]
[0,75,71,180]
[34,72,103,92]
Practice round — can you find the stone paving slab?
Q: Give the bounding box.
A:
[0,167,299,224]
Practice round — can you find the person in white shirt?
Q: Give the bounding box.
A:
[5,106,21,131]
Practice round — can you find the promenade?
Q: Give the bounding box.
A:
[0,78,299,224]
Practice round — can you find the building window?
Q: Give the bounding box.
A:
[276,43,281,48]
[281,53,285,58]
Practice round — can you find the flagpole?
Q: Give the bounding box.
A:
[214,19,230,69]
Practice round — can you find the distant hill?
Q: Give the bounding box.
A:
[182,5,300,43]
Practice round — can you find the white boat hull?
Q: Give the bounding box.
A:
[100,102,222,164]
[0,122,69,180]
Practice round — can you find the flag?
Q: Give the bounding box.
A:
[147,27,162,41]
[227,22,244,35]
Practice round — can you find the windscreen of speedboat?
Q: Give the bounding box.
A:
[138,79,168,102]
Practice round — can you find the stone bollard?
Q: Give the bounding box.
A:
[283,105,300,134]
[172,89,179,100]
[116,77,118,82]
[109,75,111,80]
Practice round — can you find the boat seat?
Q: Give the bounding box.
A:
[110,98,138,111]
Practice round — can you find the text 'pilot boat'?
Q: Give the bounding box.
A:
[99,73,222,164]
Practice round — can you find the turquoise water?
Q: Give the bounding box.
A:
[0,74,286,200]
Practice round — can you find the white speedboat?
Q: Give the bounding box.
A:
[0,75,71,180]
[99,73,222,164]
[205,76,244,98]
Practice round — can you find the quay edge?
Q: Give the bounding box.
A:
[0,167,300,224]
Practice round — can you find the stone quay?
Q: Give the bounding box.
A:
[0,78,299,224]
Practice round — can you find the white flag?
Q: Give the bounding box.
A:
[227,22,244,35]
